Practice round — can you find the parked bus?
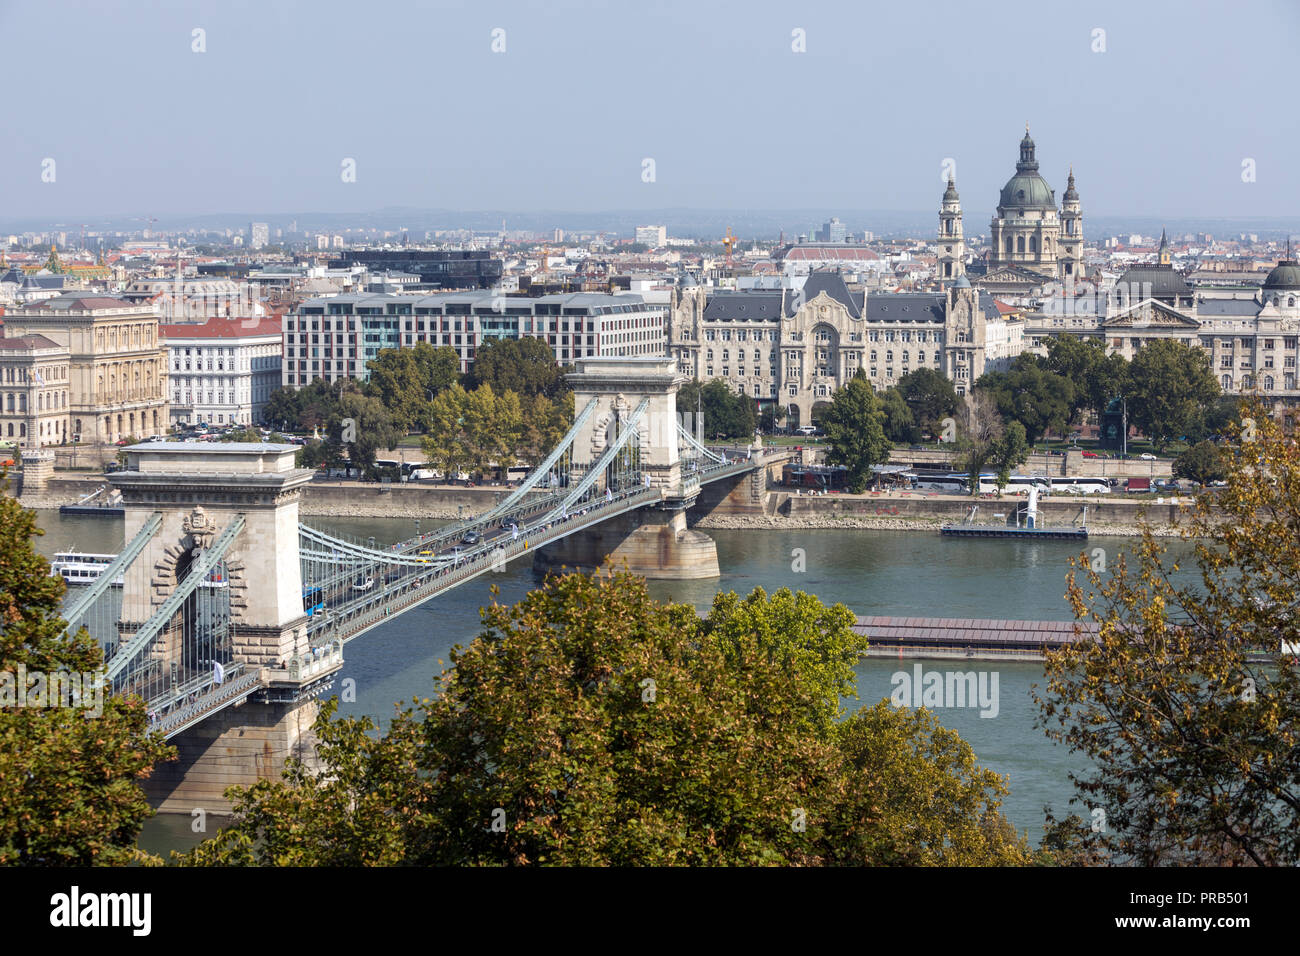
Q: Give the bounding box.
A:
[909,472,969,494]
[782,463,849,491]
[976,475,1053,495]
[1050,476,1111,495]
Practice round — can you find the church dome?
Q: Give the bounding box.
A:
[1263,246,1300,291]
[942,176,959,203]
[998,128,1056,210]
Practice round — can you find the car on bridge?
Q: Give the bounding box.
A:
[461,530,483,545]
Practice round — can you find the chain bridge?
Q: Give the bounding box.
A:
[59,358,782,812]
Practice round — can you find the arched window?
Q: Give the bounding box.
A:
[1016,236,1025,253]
[19,423,25,437]
[5,424,11,437]
[1222,374,1232,389]
[1265,376,1275,390]
[1029,236,1038,254]
[1290,297,1296,308]
[1005,237,1013,255]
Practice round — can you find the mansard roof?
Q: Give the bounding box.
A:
[791,270,862,318]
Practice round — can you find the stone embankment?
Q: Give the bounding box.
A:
[695,489,1200,537]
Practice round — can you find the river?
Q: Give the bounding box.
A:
[31,511,1201,855]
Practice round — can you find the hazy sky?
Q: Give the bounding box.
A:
[2,0,1297,222]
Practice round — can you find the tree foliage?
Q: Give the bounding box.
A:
[896,368,961,440]
[468,337,569,399]
[0,486,172,865]
[877,387,918,444]
[1173,440,1227,488]
[364,343,460,433]
[678,379,757,440]
[1125,339,1220,450]
[1041,335,1130,425]
[1038,400,1300,864]
[820,371,890,493]
[182,570,1028,866]
[976,354,1074,444]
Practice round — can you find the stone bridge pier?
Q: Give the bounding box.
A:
[108,443,338,814]
[534,357,721,578]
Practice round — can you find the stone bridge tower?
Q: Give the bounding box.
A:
[108,443,336,814]
[537,357,719,579]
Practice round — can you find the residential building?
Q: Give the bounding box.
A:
[250,222,269,250]
[2,294,169,443]
[160,316,282,427]
[635,225,668,248]
[283,291,667,387]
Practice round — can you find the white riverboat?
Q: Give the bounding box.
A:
[50,551,122,586]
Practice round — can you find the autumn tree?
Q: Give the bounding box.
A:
[0,486,173,865]
[183,571,1028,866]
[1038,400,1300,865]
[820,371,890,493]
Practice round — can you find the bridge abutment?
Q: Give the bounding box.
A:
[142,696,323,815]
[534,506,719,579]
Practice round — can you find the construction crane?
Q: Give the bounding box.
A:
[722,227,739,267]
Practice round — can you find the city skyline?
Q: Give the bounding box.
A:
[2,0,1297,221]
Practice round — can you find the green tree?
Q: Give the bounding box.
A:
[363,349,425,434]
[1125,339,1219,450]
[820,371,890,493]
[1040,335,1130,426]
[515,392,573,466]
[896,368,961,439]
[877,387,919,444]
[183,570,1028,866]
[469,337,567,399]
[991,421,1030,493]
[680,379,757,440]
[1038,402,1300,864]
[1173,440,1226,487]
[977,355,1074,444]
[1185,394,1241,444]
[328,390,400,471]
[0,487,173,865]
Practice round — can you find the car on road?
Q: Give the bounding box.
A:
[1138,453,1157,461]
[461,530,482,545]
[1081,451,1100,458]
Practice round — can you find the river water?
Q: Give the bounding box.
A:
[31,511,1201,855]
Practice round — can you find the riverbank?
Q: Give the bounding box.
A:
[693,510,1188,536]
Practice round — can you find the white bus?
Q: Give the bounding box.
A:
[1050,476,1111,495]
[909,472,969,493]
[976,475,1053,495]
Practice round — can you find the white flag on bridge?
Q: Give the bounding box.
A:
[213,661,225,685]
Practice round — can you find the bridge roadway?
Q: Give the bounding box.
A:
[147,458,760,737]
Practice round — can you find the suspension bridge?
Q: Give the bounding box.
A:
[57,357,782,811]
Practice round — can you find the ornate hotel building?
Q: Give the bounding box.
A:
[669,271,1022,428]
